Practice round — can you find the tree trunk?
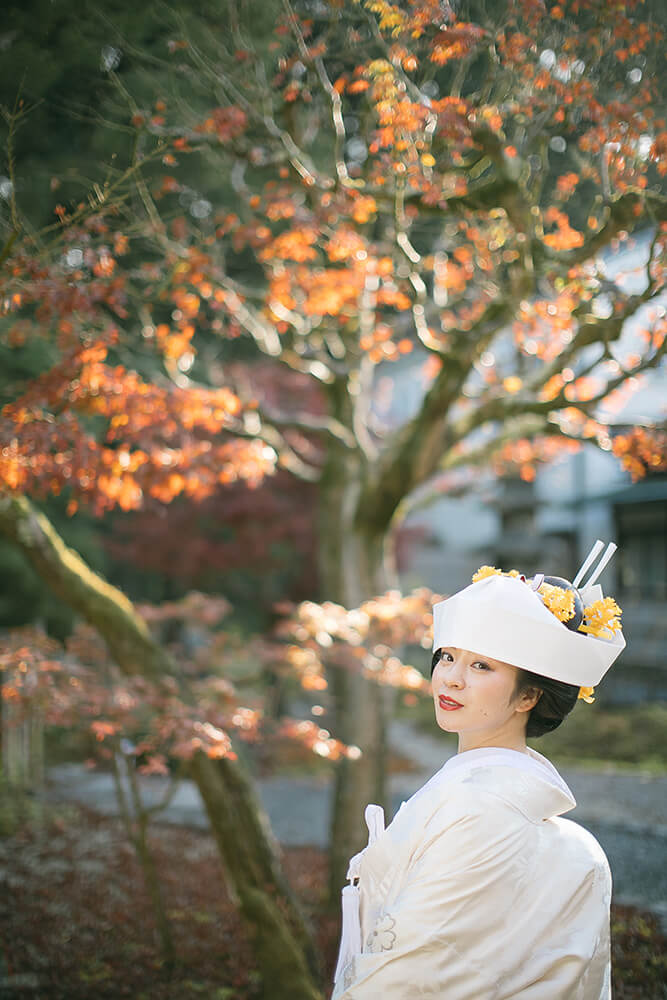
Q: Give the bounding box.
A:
[316,446,397,903]
[0,494,323,1000]
[110,746,177,969]
[327,659,393,906]
[0,697,43,793]
[191,753,321,999]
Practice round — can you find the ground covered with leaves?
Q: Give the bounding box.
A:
[1,803,664,999]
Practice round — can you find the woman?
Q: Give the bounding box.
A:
[332,541,625,1000]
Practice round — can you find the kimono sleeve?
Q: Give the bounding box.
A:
[331,786,523,1000]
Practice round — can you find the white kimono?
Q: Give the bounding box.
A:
[332,747,611,999]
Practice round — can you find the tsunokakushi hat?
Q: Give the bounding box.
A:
[432,540,625,690]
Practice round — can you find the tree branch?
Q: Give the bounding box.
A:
[539,191,667,268]
[439,414,553,473]
[447,313,667,448]
[0,495,173,681]
[218,282,284,357]
[168,7,329,192]
[256,404,357,449]
[233,412,322,482]
[357,296,515,530]
[526,282,665,398]
[282,0,351,188]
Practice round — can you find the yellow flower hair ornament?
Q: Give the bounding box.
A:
[537,581,575,624]
[470,550,623,704]
[578,597,623,639]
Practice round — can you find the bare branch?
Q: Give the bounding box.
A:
[440,414,552,473]
[282,0,351,187]
[351,267,382,459]
[392,174,442,355]
[0,94,27,237]
[168,11,329,191]
[350,354,378,460]
[255,404,357,449]
[254,59,330,190]
[449,318,667,446]
[573,333,667,408]
[233,410,321,482]
[219,283,283,357]
[144,763,187,818]
[276,348,337,383]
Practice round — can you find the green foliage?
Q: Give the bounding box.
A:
[535,701,667,773]
[398,687,667,771]
[0,0,283,227]
[611,904,667,997]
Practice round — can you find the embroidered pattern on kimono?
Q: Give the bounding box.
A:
[365,912,396,953]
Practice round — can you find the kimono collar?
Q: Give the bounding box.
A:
[431,745,577,821]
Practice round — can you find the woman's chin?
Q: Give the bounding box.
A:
[434,712,462,733]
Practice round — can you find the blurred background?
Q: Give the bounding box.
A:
[1,1,666,998]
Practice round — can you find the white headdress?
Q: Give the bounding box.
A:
[432,541,625,689]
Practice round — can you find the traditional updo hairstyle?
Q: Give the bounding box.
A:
[512,669,579,737]
[512,572,586,736]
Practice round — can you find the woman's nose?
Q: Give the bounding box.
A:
[442,660,464,687]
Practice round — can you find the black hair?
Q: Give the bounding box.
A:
[513,669,579,738]
[430,651,579,738]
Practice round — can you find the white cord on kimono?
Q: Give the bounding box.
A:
[333,804,385,984]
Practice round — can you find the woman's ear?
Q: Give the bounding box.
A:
[516,686,542,714]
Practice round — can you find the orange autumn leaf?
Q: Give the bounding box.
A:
[503,376,523,394]
[347,79,370,94]
[259,227,319,262]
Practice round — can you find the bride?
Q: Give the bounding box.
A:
[332,541,623,1000]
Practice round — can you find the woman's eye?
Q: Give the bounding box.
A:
[473,661,491,671]
[431,650,453,671]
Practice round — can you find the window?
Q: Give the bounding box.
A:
[615,500,667,601]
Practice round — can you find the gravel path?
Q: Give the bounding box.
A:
[45,718,667,929]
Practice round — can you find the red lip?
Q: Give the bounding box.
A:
[439,694,463,710]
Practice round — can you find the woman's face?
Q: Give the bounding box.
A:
[431,646,538,752]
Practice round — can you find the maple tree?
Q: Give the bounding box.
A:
[102,439,320,622]
[2,0,667,903]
